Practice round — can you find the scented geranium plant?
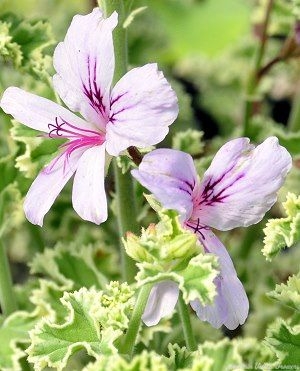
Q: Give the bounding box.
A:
[0,1,300,370]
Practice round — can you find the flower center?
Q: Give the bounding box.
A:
[185,218,209,240]
[45,117,105,174]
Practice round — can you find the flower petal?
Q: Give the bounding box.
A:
[24,148,84,226]
[53,9,117,128]
[106,64,178,156]
[0,87,94,133]
[72,145,107,224]
[192,137,292,231]
[131,149,197,221]
[190,230,249,330]
[142,281,179,326]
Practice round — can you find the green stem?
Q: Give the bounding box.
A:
[177,293,197,351]
[288,89,300,132]
[118,283,152,356]
[101,0,138,283]
[243,0,274,136]
[0,240,17,317]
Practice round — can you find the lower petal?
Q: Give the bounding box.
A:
[72,145,107,225]
[24,149,83,226]
[142,281,179,326]
[190,230,249,330]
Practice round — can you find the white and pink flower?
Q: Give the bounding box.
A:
[0,8,178,226]
[132,137,292,329]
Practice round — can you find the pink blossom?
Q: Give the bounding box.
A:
[0,9,178,226]
[132,137,292,329]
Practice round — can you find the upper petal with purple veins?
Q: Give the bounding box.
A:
[131,148,197,221]
[192,137,292,231]
[106,64,179,156]
[53,9,117,129]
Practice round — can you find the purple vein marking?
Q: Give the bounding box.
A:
[82,56,107,118]
[186,218,210,240]
[198,164,245,207]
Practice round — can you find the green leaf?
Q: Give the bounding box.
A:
[30,242,109,290]
[0,182,24,237]
[83,351,168,371]
[164,344,193,369]
[233,337,275,370]
[262,193,300,260]
[123,7,148,29]
[27,286,133,371]
[0,310,38,371]
[197,339,243,371]
[177,254,218,305]
[264,319,300,366]
[172,129,204,156]
[0,13,55,80]
[268,272,300,312]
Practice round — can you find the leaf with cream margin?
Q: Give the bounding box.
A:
[264,319,300,367]
[27,285,135,371]
[0,310,38,371]
[83,351,168,371]
[268,272,300,312]
[172,129,204,156]
[30,242,108,290]
[262,193,300,260]
[0,182,24,237]
[0,13,55,80]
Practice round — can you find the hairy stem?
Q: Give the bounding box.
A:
[101,0,138,283]
[243,0,274,136]
[177,293,197,351]
[0,240,17,317]
[118,283,152,356]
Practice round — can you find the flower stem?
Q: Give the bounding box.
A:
[177,293,197,351]
[101,0,138,283]
[0,240,17,317]
[118,283,152,356]
[243,0,274,136]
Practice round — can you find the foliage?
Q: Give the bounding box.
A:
[263,192,300,260]
[0,0,299,370]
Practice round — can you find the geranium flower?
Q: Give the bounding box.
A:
[132,137,292,329]
[0,8,178,226]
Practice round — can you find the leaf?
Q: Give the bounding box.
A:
[0,310,38,371]
[83,351,168,371]
[172,129,204,156]
[178,254,219,305]
[262,193,300,260]
[197,339,244,371]
[30,242,109,290]
[123,7,148,28]
[264,319,300,366]
[268,272,300,312]
[0,182,24,237]
[0,13,55,80]
[27,287,132,371]
[164,344,194,369]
